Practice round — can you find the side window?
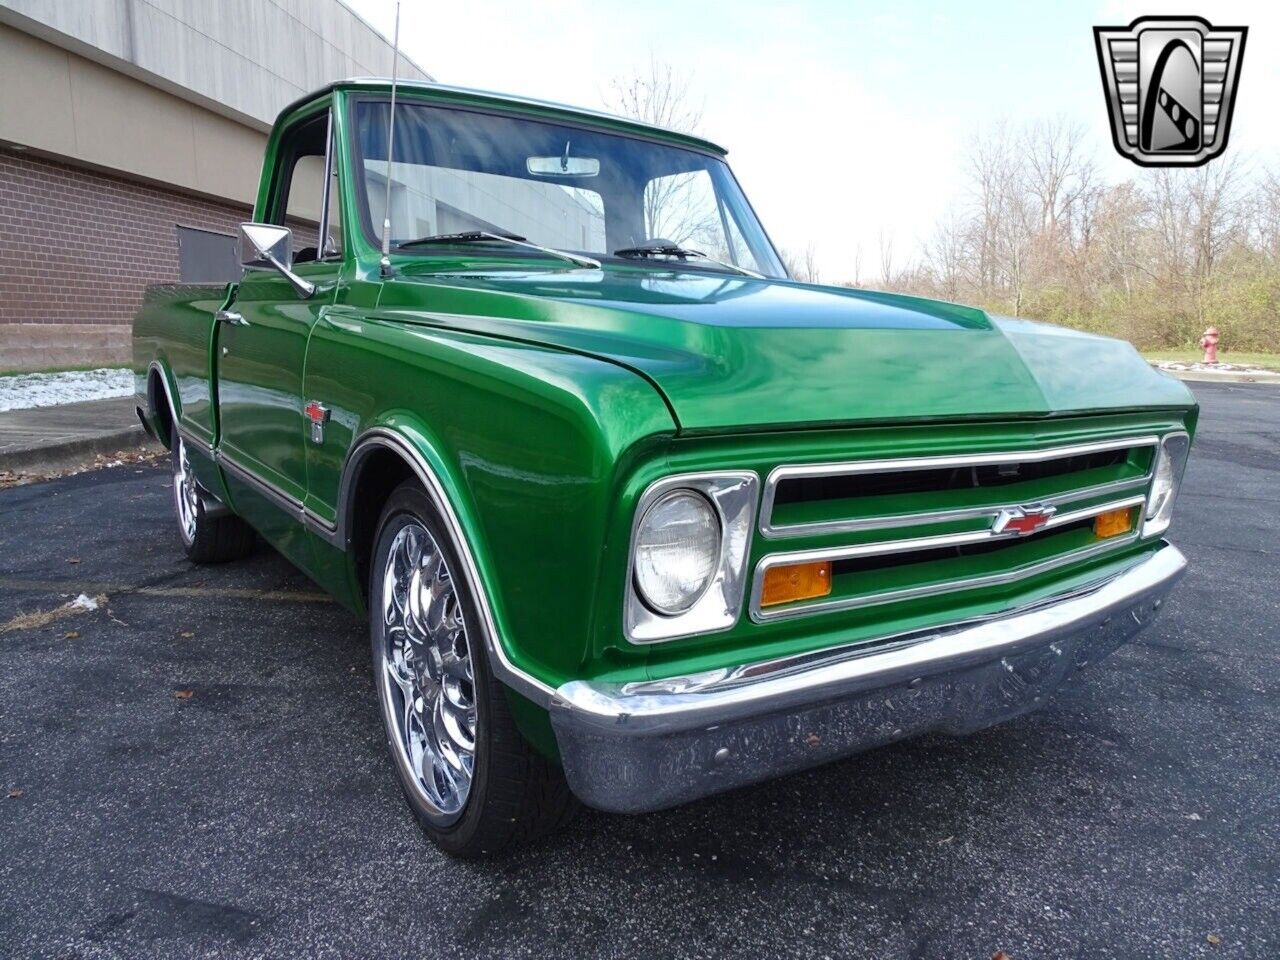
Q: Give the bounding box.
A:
[274,111,342,262]
[642,170,759,270]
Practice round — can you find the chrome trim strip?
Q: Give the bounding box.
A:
[151,359,558,706]
[317,108,336,259]
[765,474,1152,539]
[759,435,1160,539]
[216,426,559,702]
[749,495,1147,623]
[195,426,559,703]
[1141,431,1191,540]
[179,428,214,457]
[186,427,343,548]
[216,448,298,514]
[342,429,557,705]
[212,447,345,544]
[145,360,180,448]
[147,361,237,520]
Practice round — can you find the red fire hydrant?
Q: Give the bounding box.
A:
[1200,326,1221,364]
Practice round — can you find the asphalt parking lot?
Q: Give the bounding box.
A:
[1,380,1277,960]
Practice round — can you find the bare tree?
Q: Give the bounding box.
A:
[801,244,821,284]
[781,243,821,283]
[1254,167,1280,260]
[1093,180,1153,302]
[925,209,969,302]
[878,228,896,289]
[604,58,703,135]
[888,117,1275,351]
[1022,118,1095,235]
[967,122,1017,298]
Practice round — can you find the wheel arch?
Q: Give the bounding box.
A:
[145,360,180,450]
[337,422,557,709]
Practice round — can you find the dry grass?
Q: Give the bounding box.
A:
[1,594,107,634]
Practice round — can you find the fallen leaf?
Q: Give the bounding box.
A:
[63,630,80,639]
[7,788,22,799]
[179,631,194,639]
[174,689,195,700]
[805,733,821,747]
[1207,934,1221,946]
[993,952,1013,960]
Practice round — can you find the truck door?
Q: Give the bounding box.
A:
[215,104,343,556]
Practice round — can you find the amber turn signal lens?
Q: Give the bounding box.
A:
[1094,507,1134,539]
[760,560,832,607]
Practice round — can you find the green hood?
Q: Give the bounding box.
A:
[378,267,1195,432]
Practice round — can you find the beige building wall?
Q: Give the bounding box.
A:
[0,23,268,208]
[0,0,430,132]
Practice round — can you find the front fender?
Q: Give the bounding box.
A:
[302,311,676,700]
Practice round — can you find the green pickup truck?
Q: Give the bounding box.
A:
[134,78,1195,857]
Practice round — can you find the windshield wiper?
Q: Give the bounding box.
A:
[612,244,763,278]
[397,231,600,270]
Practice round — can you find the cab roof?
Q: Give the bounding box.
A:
[278,78,729,157]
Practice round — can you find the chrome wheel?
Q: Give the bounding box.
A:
[172,436,199,545]
[379,520,477,821]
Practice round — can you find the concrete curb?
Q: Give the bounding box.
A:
[2,426,158,476]
[1157,368,1280,385]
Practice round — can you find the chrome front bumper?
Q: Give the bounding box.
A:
[550,545,1187,813]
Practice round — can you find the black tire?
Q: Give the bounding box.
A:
[171,436,255,564]
[370,481,575,857]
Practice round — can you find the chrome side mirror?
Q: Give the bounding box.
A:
[238,223,315,299]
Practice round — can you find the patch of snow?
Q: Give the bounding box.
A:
[1156,360,1275,375]
[70,594,99,611]
[0,368,133,412]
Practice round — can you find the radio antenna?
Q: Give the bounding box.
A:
[379,0,402,277]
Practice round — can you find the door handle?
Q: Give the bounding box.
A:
[216,309,247,326]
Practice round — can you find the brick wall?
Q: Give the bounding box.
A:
[0,146,252,328]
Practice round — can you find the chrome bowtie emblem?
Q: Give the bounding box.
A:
[992,505,1057,537]
[304,400,330,444]
[1094,16,1247,167]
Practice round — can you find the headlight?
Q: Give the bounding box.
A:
[625,472,759,643]
[633,491,722,614]
[1144,432,1190,537]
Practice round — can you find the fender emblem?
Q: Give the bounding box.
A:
[992,505,1057,537]
[304,401,330,444]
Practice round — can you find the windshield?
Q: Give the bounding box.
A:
[351,99,786,277]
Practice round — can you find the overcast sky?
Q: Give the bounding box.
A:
[342,0,1278,282]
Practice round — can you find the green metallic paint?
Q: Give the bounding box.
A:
[300,293,676,685]
[132,81,1198,756]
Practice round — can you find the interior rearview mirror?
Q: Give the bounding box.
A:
[527,155,600,178]
[238,223,315,299]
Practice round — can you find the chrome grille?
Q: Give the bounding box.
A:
[750,436,1159,623]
